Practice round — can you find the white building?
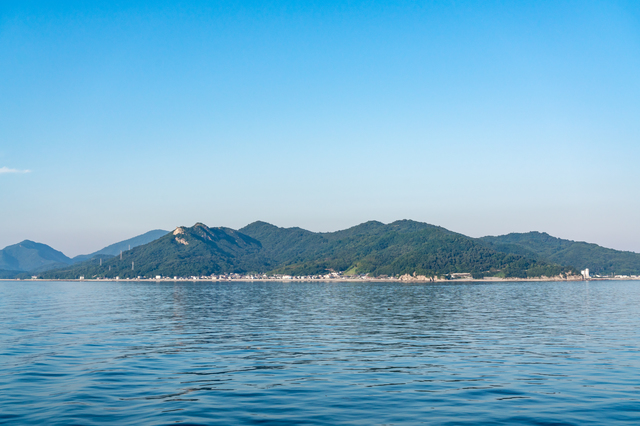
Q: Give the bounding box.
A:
[581,268,590,279]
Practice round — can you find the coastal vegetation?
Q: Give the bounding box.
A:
[39,221,577,280]
[7,221,640,281]
[240,220,571,278]
[481,232,640,276]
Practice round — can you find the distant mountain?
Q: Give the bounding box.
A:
[72,229,168,263]
[481,232,640,276]
[0,240,72,272]
[0,230,169,276]
[41,221,571,279]
[43,223,267,279]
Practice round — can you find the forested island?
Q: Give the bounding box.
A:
[0,220,624,281]
[2,220,640,281]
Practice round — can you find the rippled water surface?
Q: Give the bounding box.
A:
[1,280,639,425]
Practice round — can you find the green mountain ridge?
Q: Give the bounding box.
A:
[245,220,567,278]
[480,232,640,276]
[41,220,577,279]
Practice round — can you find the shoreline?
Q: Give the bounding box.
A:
[1,277,639,283]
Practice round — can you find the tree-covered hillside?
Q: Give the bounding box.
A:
[42,223,268,279]
[0,269,21,279]
[481,232,640,275]
[242,220,570,278]
[40,221,574,279]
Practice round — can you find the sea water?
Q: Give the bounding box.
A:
[1,280,639,425]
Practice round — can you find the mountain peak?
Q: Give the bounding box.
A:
[241,220,278,229]
[16,240,45,248]
[0,240,72,272]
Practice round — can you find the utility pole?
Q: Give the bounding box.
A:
[132,261,134,270]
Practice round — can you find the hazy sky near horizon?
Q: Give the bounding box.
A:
[1,0,639,256]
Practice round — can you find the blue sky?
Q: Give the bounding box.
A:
[1,0,639,256]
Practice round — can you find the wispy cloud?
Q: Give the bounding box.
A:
[0,167,30,174]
